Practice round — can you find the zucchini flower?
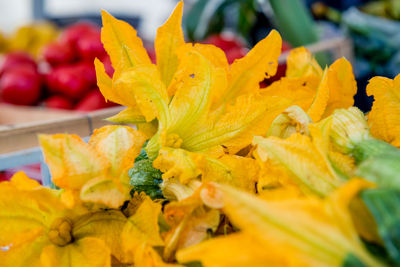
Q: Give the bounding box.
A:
[367,74,400,148]
[267,105,312,138]
[177,180,386,267]
[0,172,128,266]
[263,47,357,122]
[94,2,289,200]
[40,125,146,209]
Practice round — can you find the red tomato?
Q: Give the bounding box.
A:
[0,68,42,105]
[46,65,90,99]
[42,42,75,66]
[0,52,37,76]
[43,95,74,110]
[59,22,100,48]
[76,31,106,61]
[74,89,110,111]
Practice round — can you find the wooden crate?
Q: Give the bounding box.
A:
[0,105,124,154]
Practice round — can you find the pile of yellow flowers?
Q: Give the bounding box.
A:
[2,2,400,266]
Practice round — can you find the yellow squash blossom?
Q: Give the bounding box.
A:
[92,1,291,199]
[367,73,400,147]
[162,186,220,261]
[0,172,127,267]
[177,180,385,267]
[40,125,146,208]
[263,48,357,122]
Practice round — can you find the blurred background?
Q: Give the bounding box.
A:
[1,0,400,180]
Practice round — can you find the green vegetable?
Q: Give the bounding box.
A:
[129,142,164,199]
[362,189,400,265]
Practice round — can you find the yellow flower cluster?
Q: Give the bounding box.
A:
[2,1,400,266]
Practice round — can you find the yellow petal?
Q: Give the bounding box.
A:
[177,232,303,267]
[255,159,304,201]
[225,30,282,102]
[39,134,109,190]
[153,148,203,185]
[89,125,146,175]
[202,155,259,193]
[0,182,64,247]
[114,64,170,124]
[94,58,115,103]
[134,243,184,267]
[163,191,220,261]
[253,134,344,196]
[307,68,329,122]
[262,78,315,112]
[80,176,130,208]
[323,58,357,118]
[40,237,111,267]
[182,94,290,154]
[199,180,383,267]
[121,196,164,261]
[72,210,128,264]
[168,46,227,137]
[367,74,400,147]
[0,234,49,267]
[267,105,312,138]
[106,107,146,124]
[286,47,323,85]
[155,1,185,88]
[190,43,229,70]
[101,10,151,72]
[10,171,41,190]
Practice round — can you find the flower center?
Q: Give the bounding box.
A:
[48,217,73,246]
[166,133,183,148]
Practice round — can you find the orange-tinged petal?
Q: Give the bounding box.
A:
[367,74,400,147]
[114,64,170,124]
[89,125,146,175]
[39,134,109,190]
[323,58,357,118]
[72,210,128,264]
[40,237,111,267]
[155,1,185,88]
[101,10,151,72]
[307,68,329,122]
[225,30,282,102]
[121,196,164,261]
